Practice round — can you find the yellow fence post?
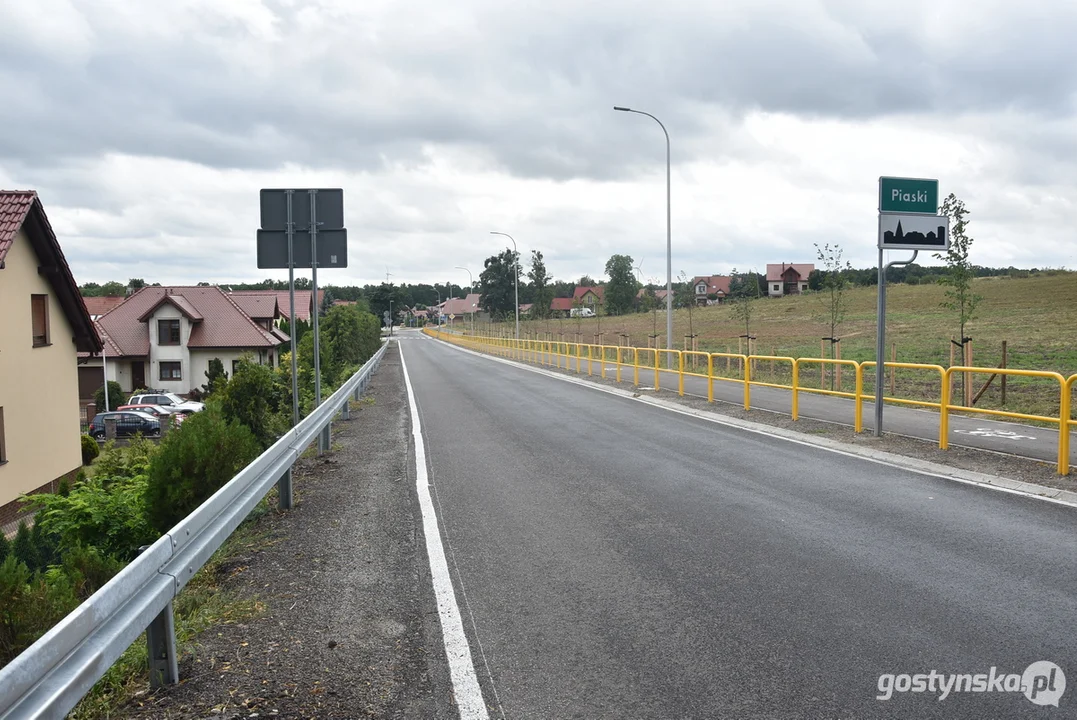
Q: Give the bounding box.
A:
[854,363,864,433]
[633,348,640,387]
[939,367,951,449]
[654,349,660,390]
[587,345,593,375]
[743,355,751,410]
[616,347,623,383]
[678,351,685,396]
[707,354,714,403]
[1058,376,1071,476]
[791,360,800,420]
[601,346,608,379]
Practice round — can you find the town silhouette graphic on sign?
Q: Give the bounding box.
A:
[882,219,946,246]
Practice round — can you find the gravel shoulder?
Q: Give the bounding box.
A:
[115,344,453,719]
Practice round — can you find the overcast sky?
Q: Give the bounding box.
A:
[2,0,1075,289]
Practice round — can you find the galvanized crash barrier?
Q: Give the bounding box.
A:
[0,342,388,720]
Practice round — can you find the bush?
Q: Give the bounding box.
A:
[219,360,289,449]
[93,381,125,413]
[91,436,156,482]
[144,404,261,533]
[27,473,155,562]
[81,434,100,465]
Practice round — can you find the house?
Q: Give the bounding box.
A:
[227,289,325,324]
[550,297,575,317]
[83,295,125,320]
[438,293,487,325]
[636,288,672,303]
[0,191,102,524]
[766,263,815,297]
[573,286,604,311]
[690,275,732,305]
[82,286,288,396]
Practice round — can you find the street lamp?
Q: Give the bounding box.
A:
[614,105,672,350]
[489,231,520,339]
[455,266,475,334]
[388,299,393,337]
[434,286,441,328]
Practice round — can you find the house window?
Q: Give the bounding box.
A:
[158,319,181,345]
[31,294,49,346]
[232,359,241,375]
[0,407,6,463]
[773,284,780,291]
[160,361,182,381]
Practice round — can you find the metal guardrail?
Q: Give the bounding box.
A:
[0,342,388,720]
[426,328,1076,475]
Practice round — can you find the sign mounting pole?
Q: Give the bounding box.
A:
[287,190,299,428]
[875,176,945,436]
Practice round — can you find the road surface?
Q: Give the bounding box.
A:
[401,331,1076,718]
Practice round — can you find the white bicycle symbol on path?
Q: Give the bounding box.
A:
[954,427,1037,440]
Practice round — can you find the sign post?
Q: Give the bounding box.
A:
[875,177,947,436]
[258,188,347,456]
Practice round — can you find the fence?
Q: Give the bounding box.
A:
[0,342,388,720]
[424,328,1074,476]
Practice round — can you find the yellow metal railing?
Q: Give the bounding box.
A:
[421,327,1075,475]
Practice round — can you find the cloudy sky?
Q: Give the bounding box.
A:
[2,0,1075,289]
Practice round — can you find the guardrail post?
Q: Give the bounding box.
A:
[278,467,294,510]
[318,423,330,454]
[707,354,714,402]
[939,368,951,449]
[743,356,751,411]
[146,602,179,689]
[678,351,684,396]
[791,360,800,420]
[342,398,351,420]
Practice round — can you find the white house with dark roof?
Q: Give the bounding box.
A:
[80,286,288,396]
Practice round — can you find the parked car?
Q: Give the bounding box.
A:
[569,307,596,318]
[127,391,205,413]
[117,404,186,425]
[89,411,161,440]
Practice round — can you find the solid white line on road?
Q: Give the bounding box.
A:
[400,347,490,720]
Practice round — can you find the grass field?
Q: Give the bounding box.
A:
[474,272,1077,421]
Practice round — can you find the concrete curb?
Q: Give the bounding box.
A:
[427,333,1077,510]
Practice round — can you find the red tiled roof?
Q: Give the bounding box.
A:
[0,190,101,353]
[137,292,204,322]
[231,293,279,320]
[551,297,575,311]
[766,263,815,282]
[98,286,282,357]
[573,285,605,301]
[83,295,126,317]
[0,191,34,264]
[230,290,316,322]
[441,293,481,316]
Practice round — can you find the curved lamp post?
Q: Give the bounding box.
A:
[455,265,474,334]
[614,105,672,350]
[489,231,520,339]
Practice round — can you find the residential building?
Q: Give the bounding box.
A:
[227,289,325,324]
[690,275,732,305]
[438,293,486,325]
[766,263,815,297]
[81,286,288,396]
[83,295,125,320]
[573,286,604,311]
[0,191,102,523]
[550,297,575,317]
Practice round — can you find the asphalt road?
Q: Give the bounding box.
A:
[511,344,1074,467]
[400,330,1076,719]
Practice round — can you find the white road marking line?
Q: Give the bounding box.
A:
[400,347,490,719]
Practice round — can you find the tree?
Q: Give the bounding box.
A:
[99,281,126,296]
[220,360,288,449]
[935,193,982,346]
[604,254,637,315]
[479,248,519,320]
[202,358,229,396]
[676,271,695,345]
[321,305,364,381]
[577,275,597,287]
[127,278,147,291]
[729,267,761,341]
[814,243,853,342]
[527,250,553,320]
